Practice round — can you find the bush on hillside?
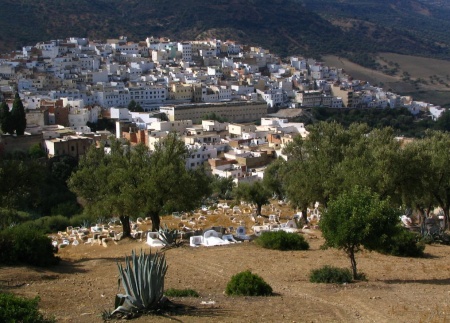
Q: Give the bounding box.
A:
[225,270,272,296]
[255,231,309,251]
[0,208,31,230]
[309,265,353,284]
[0,225,60,267]
[381,229,425,257]
[0,292,54,323]
[69,213,97,227]
[32,215,70,233]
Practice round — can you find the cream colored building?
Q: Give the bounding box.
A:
[168,83,193,101]
[160,102,267,124]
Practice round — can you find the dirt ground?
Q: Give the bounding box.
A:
[1,204,450,323]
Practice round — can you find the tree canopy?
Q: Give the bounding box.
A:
[10,93,27,136]
[128,100,144,112]
[320,187,401,279]
[281,122,425,224]
[233,181,271,216]
[68,134,211,235]
[0,101,14,135]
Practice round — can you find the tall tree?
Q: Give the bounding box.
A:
[210,175,235,199]
[0,158,45,212]
[143,133,211,231]
[68,140,141,237]
[0,100,14,134]
[282,122,369,221]
[321,187,400,279]
[412,131,450,229]
[262,158,286,200]
[10,93,27,135]
[233,181,271,216]
[69,134,212,234]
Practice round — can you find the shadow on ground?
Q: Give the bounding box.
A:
[383,278,450,285]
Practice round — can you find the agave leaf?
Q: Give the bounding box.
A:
[112,249,168,315]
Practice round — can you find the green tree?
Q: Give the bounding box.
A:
[210,175,235,199]
[434,109,450,132]
[0,100,14,134]
[143,133,211,231]
[411,131,450,229]
[282,122,369,222]
[128,99,144,112]
[262,158,286,200]
[10,93,27,135]
[0,159,44,211]
[69,134,211,234]
[233,181,271,216]
[338,127,405,203]
[28,143,46,159]
[320,187,401,279]
[68,139,142,237]
[201,112,228,123]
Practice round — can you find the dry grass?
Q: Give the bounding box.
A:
[322,54,450,106]
[1,201,450,322]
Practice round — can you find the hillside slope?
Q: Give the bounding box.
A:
[0,0,449,59]
[302,0,450,58]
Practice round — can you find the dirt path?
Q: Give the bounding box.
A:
[1,230,450,322]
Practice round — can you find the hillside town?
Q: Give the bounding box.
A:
[0,36,445,181]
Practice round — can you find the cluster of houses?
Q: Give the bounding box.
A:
[0,36,446,180]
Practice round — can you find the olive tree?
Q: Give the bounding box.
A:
[233,181,271,216]
[320,187,400,279]
[69,134,212,234]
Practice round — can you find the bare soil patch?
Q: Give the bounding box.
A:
[1,205,450,322]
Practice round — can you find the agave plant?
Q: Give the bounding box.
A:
[96,216,107,225]
[158,224,181,247]
[110,249,168,318]
[80,219,91,229]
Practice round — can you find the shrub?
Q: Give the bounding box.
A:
[0,292,54,323]
[382,229,425,257]
[165,288,199,297]
[69,213,96,227]
[309,265,353,284]
[0,225,60,267]
[225,270,272,296]
[0,208,31,230]
[32,215,70,233]
[255,231,309,251]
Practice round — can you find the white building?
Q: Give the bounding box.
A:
[186,143,218,169]
[177,42,192,62]
[257,88,284,107]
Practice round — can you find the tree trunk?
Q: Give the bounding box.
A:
[149,212,161,232]
[301,206,308,224]
[347,248,358,280]
[120,215,131,238]
[256,204,262,216]
[444,206,449,231]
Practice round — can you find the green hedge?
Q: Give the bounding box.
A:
[255,231,309,251]
[378,229,425,257]
[225,270,272,296]
[0,225,60,267]
[309,265,353,284]
[31,215,70,234]
[0,292,54,323]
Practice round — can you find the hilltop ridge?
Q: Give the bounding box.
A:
[0,0,449,60]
